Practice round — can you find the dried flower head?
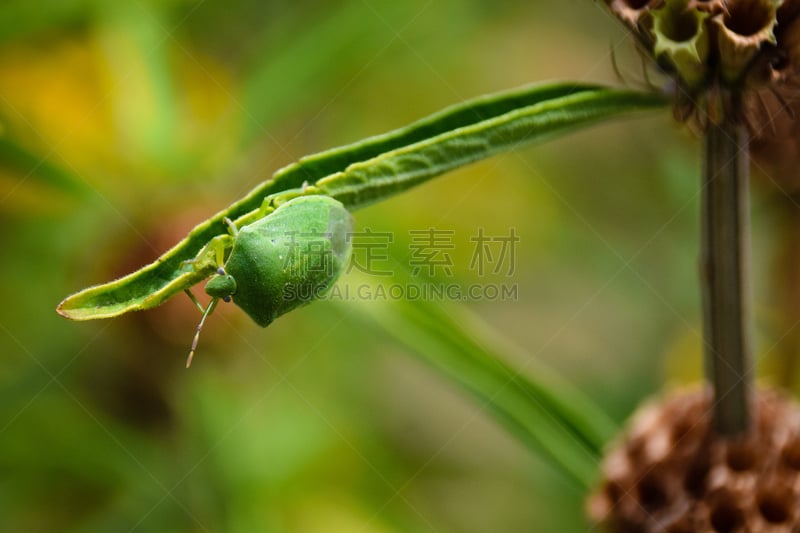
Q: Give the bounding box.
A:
[604,0,800,185]
[589,387,800,532]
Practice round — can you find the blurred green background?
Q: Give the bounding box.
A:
[2,1,794,531]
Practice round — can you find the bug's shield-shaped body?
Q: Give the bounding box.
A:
[223,195,353,327]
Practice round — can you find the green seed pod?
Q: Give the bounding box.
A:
[651,0,711,88]
[186,195,352,366]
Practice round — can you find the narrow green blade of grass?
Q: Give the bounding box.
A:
[349,291,616,490]
[240,1,407,144]
[0,137,90,198]
[58,83,666,320]
[0,0,89,44]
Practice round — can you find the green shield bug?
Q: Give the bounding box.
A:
[186,195,353,367]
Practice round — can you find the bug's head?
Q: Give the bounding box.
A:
[204,267,237,302]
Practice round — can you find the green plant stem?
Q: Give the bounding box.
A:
[701,116,753,436]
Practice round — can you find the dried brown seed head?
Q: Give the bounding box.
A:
[713,0,780,83]
[603,0,800,189]
[605,0,663,29]
[603,0,795,98]
[589,387,800,532]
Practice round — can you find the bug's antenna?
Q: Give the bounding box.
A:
[186,298,219,368]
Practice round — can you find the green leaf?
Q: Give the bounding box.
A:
[349,290,616,489]
[57,82,666,321]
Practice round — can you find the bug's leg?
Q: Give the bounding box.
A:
[184,289,206,314]
[223,217,239,237]
[257,196,278,219]
[183,233,233,274]
[198,233,235,271]
[204,226,237,273]
[186,297,219,368]
[215,240,226,269]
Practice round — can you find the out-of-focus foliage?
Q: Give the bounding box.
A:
[3,1,788,532]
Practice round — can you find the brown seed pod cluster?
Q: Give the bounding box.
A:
[589,387,800,532]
